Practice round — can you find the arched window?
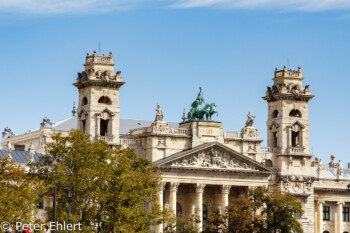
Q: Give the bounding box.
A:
[98,96,112,105]
[272,110,279,118]
[323,231,330,233]
[82,97,88,105]
[262,159,273,167]
[289,109,302,118]
[176,203,182,216]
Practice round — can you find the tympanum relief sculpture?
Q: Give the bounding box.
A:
[171,148,253,170]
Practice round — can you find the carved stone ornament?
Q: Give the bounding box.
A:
[40,116,53,128]
[279,175,315,193]
[151,122,171,134]
[2,126,14,138]
[157,182,166,192]
[221,185,231,194]
[196,184,206,193]
[78,107,88,120]
[170,182,179,192]
[241,127,259,139]
[171,147,252,170]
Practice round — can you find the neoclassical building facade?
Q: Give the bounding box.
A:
[1,51,350,233]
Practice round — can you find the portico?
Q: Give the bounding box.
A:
[153,142,272,233]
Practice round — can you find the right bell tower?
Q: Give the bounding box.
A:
[263,66,314,176]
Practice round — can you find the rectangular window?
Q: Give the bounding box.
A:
[323,206,330,221]
[344,207,350,222]
[294,211,302,218]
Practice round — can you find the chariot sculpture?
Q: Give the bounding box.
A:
[187,87,218,121]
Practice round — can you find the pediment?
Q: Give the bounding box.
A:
[287,120,306,129]
[154,142,271,172]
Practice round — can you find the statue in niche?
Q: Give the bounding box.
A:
[245,112,256,127]
[155,104,164,122]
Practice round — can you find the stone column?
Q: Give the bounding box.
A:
[96,115,101,137]
[221,185,231,211]
[155,182,165,233]
[169,182,179,216]
[195,184,206,231]
[316,201,324,233]
[336,202,344,233]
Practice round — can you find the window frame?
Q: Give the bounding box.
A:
[343,207,350,222]
[323,206,330,221]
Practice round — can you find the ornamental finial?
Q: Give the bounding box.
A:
[72,102,77,116]
[182,108,186,122]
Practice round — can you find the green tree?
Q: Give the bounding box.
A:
[0,157,44,224]
[203,187,303,233]
[225,195,260,233]
[30,130,165,233]
[263,191,303,233]
[166,212,200,233]
[203,209,225,233]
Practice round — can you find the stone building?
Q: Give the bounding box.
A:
[1,51,350,233]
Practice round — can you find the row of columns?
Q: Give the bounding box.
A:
[316,201,345,233]
[155,182,232,233]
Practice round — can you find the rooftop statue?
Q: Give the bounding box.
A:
[187,87,218,121]
[155,104,164,122]
[245,112,256,127]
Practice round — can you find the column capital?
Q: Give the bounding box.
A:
[316,200,325,205]
[157,182,166,192]
[196,183,206,193]
[337,201,345,206]
[221,185,231,194]
[170,182,180,192]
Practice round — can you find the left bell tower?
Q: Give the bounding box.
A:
[73,51,125,144]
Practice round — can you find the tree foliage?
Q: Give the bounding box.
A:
[29,130,165,232]
[0,157,44,223]
[204,187,303,233]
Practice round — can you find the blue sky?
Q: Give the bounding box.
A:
[0,0,349,163]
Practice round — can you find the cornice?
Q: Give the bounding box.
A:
[262,93,314,103]
[73,80,125,89]
[157,166,272,176]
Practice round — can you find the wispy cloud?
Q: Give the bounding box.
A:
[1,0,350,14]
[0,0,150,14]
[170,0,350,11]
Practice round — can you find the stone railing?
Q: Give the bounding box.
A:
[223,131,242,139]
[289,147,305,154]
[86,56,112,64]
[260,147,279,153]
[120,139,141,146]
[86,52,113,64]
[170,128,190,135]
[275,68,301,78]
[97,136,114,142]
[129,127,191,136]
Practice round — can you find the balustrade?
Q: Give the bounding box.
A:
[86,55,112,64]
[120,139,141,146]
[260,147,279,153]
[223,131,242,139]
[97,136,114,142]
[290,147,304,154]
